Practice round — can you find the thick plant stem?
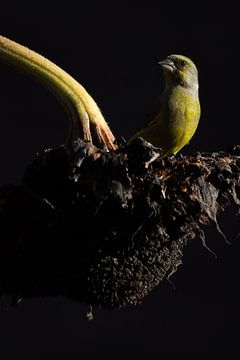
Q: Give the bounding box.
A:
[0,35,116,149]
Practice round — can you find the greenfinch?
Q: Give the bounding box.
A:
[130,55,200,156]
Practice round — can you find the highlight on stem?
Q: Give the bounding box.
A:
[0,35,116,150]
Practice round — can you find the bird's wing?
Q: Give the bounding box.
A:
[135,94,165,132]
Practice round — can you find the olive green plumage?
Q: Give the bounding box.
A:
[130,55,201,156]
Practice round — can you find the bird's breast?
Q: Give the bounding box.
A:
[164,87,200,153]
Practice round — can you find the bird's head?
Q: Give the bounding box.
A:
[159,54,199,90]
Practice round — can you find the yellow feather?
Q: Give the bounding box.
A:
[130,54,200,156]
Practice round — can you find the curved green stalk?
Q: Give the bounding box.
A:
[0,35,116,149]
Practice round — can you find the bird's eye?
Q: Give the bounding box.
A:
[179,60,187,67]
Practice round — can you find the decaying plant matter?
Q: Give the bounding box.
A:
[0,140,239,309]
[0,36,239,311]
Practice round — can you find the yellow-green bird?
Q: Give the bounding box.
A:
[130,54,200,156]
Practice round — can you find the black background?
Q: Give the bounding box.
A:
[0,2,240,358]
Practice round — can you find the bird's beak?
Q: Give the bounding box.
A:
[158,58,175,72]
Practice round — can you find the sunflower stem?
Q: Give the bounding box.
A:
[0,35,116,150]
